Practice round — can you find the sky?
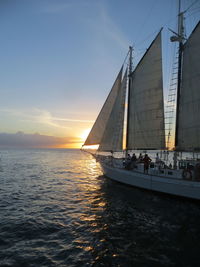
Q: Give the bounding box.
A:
[0,0,199,148]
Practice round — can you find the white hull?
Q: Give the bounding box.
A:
[101,164,200,200]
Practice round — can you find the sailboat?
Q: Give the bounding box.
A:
[82,2,200,200]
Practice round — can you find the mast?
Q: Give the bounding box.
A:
[174,0,185,148]
[126,46,133,152]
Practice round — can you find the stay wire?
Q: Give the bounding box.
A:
[184,0,199,13]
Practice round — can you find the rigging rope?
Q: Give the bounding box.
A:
[184,0,199,13]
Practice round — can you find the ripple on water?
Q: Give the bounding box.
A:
[1,149,200,266]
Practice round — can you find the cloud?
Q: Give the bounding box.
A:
[47,117,94,123]
[0,132,80,148]
[41,0,129,51]
[0,108,93,129]
[98,6,130,51]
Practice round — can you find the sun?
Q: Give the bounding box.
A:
[80,128,91,141]
[79,128,99,150]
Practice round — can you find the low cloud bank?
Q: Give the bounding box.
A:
[0,132,80,148]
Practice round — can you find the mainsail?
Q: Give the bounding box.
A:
[84,31,165,151]
[83,67,123,146]
[127,31,165,150]
[176,21,200,151]
[98,69,127,151]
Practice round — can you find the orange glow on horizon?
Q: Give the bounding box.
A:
[63,142,84,149]
[31,143,83,149]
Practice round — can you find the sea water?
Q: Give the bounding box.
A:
[0,148,200,266]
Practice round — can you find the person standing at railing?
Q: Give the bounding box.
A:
[143,154,152,174]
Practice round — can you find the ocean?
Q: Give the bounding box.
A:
[0,148,200,267]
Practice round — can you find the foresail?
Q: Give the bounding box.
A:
[98,69,127,151]
[127,31,165,150]
[176,21,200,151]
[83,67,123,146]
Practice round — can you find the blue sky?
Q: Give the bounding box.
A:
[0,0,199,147]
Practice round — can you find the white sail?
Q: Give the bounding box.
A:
[176,22,200,151]
[84,67,123,146]
[99,69,127,151]
[127,31,165,150]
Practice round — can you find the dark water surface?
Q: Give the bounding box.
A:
[0,149,200,267]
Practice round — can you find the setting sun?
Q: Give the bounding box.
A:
[78,128,99,150]
[82,144,99,150]
[80,128,91,141]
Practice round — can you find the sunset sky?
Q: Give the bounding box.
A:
[0,0,199,148]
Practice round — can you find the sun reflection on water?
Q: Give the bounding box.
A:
[4,149,200,266]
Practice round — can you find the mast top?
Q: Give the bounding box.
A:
[129,46,133,75]
[169,0,186,43]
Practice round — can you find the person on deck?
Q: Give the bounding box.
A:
[125,154,132,169]
[131,153,137,169]
[155,153,160,163]
[143,154,152,174]
[138,153,143,162]
[127,154,131,160]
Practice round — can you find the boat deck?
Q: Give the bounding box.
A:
[99,157,200,182]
